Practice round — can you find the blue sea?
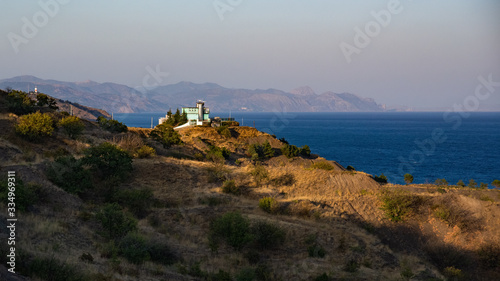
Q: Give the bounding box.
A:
[114,112,500,186]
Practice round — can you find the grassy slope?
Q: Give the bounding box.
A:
[0,111,499,281]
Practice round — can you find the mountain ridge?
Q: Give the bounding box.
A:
[0,76,394,113]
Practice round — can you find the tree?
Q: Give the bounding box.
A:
[300,145,311,157]
[7,90,35,114]
[150,123,182,148]
[36,93,58,109]
[96,203,137,239]
[435,178,448,186]
[468,179,477,188]
[82,142,133,180]
[263,141,275,158]
[15,111,54,140]
[59,116,85,139]
[374,174,388,184]
[479,183,488,189]
[250,164,268,187]
[492,180,500,189]
[456,180,466,187]
[97,116,128,133]
[281,144,299,158]
[46,156,92,195]
[404,173,414,185]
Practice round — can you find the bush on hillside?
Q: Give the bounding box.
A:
[114,187,155,218]
[82,142,133,180]
[46,156,92,195]
[59,116,85,139]
[36,93,58,109]
[96,116,128,133]
[380,189,421,222]
[95,203,137,239]
[492,179,500,189]
[209,211,253,251]
[404,173,414,184]
[435,178,448,186]
[251,221,285,250]
[0,178,41,212]
[250,164,268,187]
[456,180,466,187]
[136,145,156,158]
[311,161,335,171]
[374,174,388,184]
[221,180,239,195]
[206,145,231,162]
[15,111,54,140]
[300,145,311,157]
[281,143,299,158]
[117,233,150,264]
[217,125,231,138]
[247,141,275,161]
[258,197,281,214]
[6,90,35,115]
[150,123,182,148]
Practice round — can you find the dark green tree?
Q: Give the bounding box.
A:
[468,179,477,188]
[404,173,414,185]
[300,145,311,157]
[456,180,466,187]
[82,142,133,180]
[263,141,275,158]
[96,203,137,239]
[281,144,299,158]
[492,180,500,189]
[7,90,35,114]
[36,93,58,109]
[150,123,182,148]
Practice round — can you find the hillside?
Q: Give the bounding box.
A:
[0,91,499,281]
[0,76,388,113]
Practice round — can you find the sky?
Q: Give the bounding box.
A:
[1,0,499,108]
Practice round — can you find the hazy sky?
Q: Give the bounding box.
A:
[1,0,499,108]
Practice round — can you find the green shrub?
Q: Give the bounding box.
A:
[217,125,231,138]
[251,221,285,250]
[431,201,481,232]
[263,141,275,158]
[258,197,280,214]
[15,111,54,140]
[22,256,89,281]
[209,211,253,251]
[346,165,356,171]
[46,156,92,195]
[95,203,137,239]
[308,244,326,258]
[281,144,299,158]
[250,164,268,187]
[59,116,85,139]
[82,142,133,180]
[314,273,330,281]
[147,239,177,265]
[236,268,256,281]
[468,179,477,188]
[311,161,335,171]
[150,123,181,148]
[404,173,414,184]
[136,145,156,158]
[118,233,150,264]
[479,182,488,189]
[97,116,128,133]
[435,178,448,186]
[114,188,155,218]
[443,266,463,280]
[206,145,230,161]
[299,145,311,157]
[456,180,466,187]
[6,90,35,115]
[248,141,275,161]
[36,93,58,109]
[0,178,40,212]
[374,173,388,184]
[221,180,239,195]
[492,179,500,189]
[380,189,420,222]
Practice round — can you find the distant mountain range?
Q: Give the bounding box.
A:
[0,76,406,113]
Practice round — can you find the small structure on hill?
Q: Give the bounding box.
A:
[159,100,211,129]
